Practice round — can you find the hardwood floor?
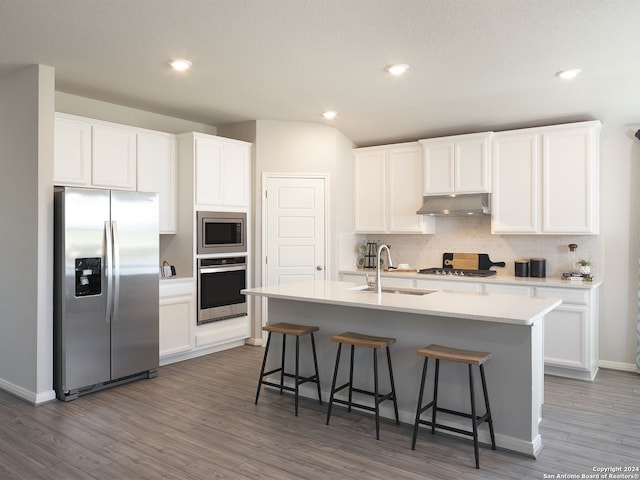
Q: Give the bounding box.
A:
[1,345,639,479]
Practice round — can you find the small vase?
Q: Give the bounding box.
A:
[579,265,591,275]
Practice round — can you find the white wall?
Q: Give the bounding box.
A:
[0,65,56,403]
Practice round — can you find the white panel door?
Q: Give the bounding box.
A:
[265,176,326,287]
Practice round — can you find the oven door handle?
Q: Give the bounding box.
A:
[199,266,246,274]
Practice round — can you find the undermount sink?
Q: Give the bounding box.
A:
[348,285,434,296]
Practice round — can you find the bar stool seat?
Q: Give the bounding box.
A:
[326,331,399,439]
[411,344,496,469]
[255,322,322,416]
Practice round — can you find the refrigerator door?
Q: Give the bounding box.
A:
[54,187,112,393]
[110,190,159,379]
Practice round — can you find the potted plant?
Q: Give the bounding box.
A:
[577,259,591,276]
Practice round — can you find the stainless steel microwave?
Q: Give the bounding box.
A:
[197,211,247,255]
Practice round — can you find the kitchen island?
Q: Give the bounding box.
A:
[242,280,561,457]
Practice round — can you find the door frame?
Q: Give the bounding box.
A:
[259,172,330,334]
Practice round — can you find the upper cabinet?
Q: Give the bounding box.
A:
[137,131,177,233]
[491,121,601,235]
[353,142,435,234]
[54,113,178,233]
[178,132,251,210]
[420,132,492,195]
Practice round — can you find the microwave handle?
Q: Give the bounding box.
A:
[199,265,246,274]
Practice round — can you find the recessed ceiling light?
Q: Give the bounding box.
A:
[385,64,410,75]
[170,59,192,71]
[323,111,337,120]
[556,68,582,80]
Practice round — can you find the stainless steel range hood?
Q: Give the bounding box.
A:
[416,193,490,216]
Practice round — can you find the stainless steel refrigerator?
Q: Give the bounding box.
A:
[54,186,160,401]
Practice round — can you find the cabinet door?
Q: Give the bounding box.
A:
[159,297,193,357]
[542,124,599,234]
[422,139,455,194]
[388,146,428,233]
[137,132,177,233]
[491,132,540,233]
[353,150,387,233]
[92,124,137,190]
[54,114,92,186]
[195,137,224,206]
[455,134,491,193]
[543,305,589,370]
[222,142,250,208]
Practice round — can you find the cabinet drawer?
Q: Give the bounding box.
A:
[483,284,532,296]
[414,279,481,292]
[536,287,588,305]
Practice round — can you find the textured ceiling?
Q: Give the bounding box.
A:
[1,0,639,146]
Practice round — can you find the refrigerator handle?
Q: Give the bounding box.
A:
[105,221,113,323]
[112,220,120,322]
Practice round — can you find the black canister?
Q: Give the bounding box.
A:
[515,260,529,277]
[529,258,546,278]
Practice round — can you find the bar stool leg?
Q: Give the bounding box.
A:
[348,345,355,411]
[480,364,496,449]
[386,346,400,425]
[373,347,380,440]
[326,342,342,425]
[431,359,440,434]
[279,334,287,395]
[412,356,429,450]
[469,364,479,469]
[310,332,323,404]
[294,335,300,416]
[255,331,272,404]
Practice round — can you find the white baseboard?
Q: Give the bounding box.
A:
[0,378,56,405]
[598,360,638,373]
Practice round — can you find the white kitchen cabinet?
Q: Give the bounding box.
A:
[181,133,250,209]
[53,114,92,186]
[415,278,482,292]
[420,132,492,195]
[159,278,195,363]
[492,121,601,234]
[353,142,434,234]
[137,131,177,233]
[91,123,137,190]
[537,286,598,380]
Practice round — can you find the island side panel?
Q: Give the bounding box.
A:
[264,297,542,457]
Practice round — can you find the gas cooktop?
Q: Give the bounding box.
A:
[418,268,497,277]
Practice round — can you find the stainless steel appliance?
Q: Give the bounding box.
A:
[197,211,246,255]
[198,256,247,325]
[54,187,159,401]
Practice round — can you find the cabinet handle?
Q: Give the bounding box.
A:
[316,265,324,271]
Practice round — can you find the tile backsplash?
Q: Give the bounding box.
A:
[339,215,603,280]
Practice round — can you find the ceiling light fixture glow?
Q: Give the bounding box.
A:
[556,68,582,80]
[170,59,192,71]
[323,111,337,120]
[385,64,410,75]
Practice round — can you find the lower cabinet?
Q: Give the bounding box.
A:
[536,286,598,380]
[159,277,251,365]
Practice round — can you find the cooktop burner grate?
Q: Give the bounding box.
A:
[418,268,497,277]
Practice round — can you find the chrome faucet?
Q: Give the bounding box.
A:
[376,244,393,295]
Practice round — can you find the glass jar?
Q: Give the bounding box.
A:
[567,244,578,274]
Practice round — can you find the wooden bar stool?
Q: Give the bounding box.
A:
[411,344,496,469]
[326,331,399,439]
[255,322,322,416]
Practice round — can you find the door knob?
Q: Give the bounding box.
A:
[316,265,323,271]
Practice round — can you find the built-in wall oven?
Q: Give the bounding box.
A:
[198,256,247,325]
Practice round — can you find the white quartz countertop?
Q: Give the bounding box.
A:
[340,268,602,289]
[242,280,561,326]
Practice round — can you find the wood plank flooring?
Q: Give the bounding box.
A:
[1,345,639,479]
